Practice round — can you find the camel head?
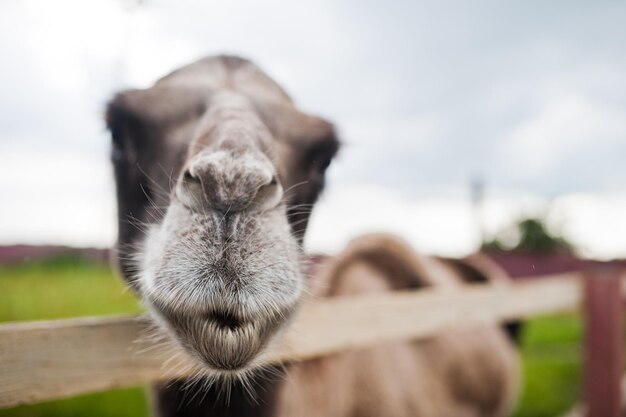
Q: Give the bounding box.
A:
[107,56,339,374]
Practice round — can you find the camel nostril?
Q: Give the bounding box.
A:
[183,169,199,182]
[251,175,283,211]
[207,310,243,330]
[177,168,205,209]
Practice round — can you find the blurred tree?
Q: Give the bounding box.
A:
[482,217,574,254]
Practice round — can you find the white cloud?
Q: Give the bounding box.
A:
[499,95,626,178]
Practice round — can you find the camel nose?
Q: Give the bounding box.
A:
[178,149,283,213]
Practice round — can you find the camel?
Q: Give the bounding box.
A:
[107,55,519,417]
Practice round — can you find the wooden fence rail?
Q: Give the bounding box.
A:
[0,271,621,411]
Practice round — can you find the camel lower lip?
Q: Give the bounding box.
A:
[206,309,245,330]
[153,309,275,372]
[196,323,266,371]
[149,300,298,373]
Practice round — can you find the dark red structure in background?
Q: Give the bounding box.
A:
[487,251,626,279]
[583,268,623,417]
[0,245,110,264]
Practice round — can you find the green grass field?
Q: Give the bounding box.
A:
[0,259,582,417]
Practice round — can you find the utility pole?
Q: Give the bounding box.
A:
[470,177,485,250]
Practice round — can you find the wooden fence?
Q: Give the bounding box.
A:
[0,269,624,416]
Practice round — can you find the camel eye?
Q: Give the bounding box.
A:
[111,147,125,162]
[319,157,332,170]
[306,134,338,173]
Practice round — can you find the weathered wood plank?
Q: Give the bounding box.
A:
[0,273,583,408]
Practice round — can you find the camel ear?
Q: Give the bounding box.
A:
[106,91,148,165]
[106,86,208,162]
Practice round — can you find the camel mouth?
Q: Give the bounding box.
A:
[150,300,297,373]
[206,309,245,331]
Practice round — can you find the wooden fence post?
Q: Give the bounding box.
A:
[584,267,623,417]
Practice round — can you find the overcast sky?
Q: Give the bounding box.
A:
[1,0,625,258]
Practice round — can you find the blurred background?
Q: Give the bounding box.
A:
[0,1,624,416]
